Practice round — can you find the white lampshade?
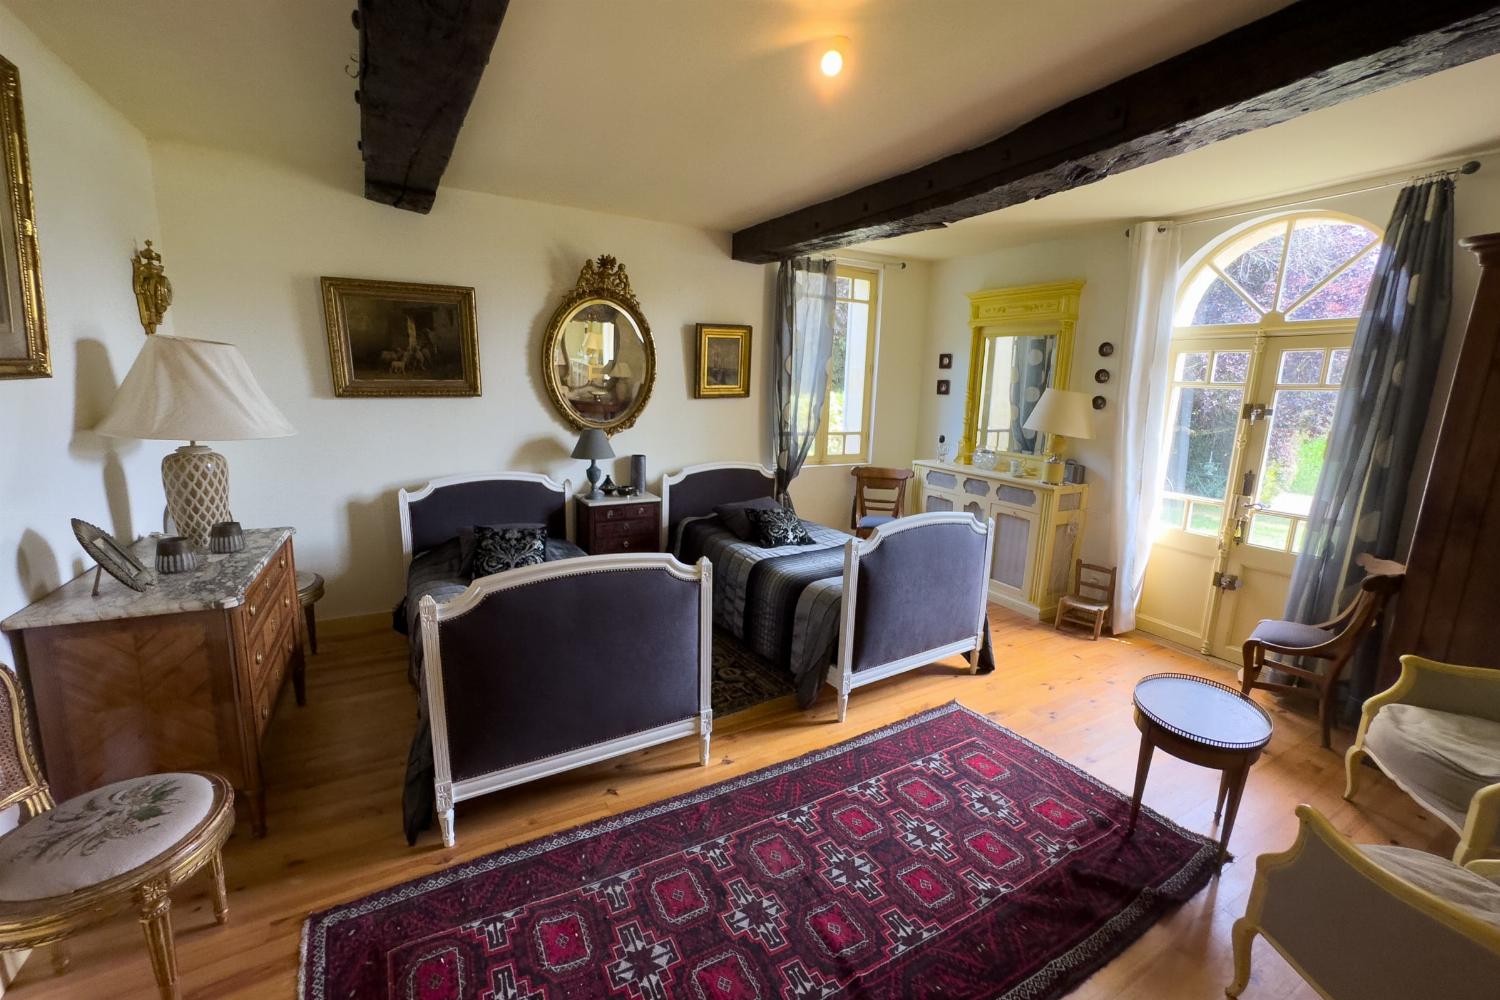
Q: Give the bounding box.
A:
[97,335,295,442]
[1022,388,1095,440]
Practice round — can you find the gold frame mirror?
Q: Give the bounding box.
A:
[542,255,656,433]
[959,280,1082,464]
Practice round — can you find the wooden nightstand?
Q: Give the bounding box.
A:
[575,492,661,554]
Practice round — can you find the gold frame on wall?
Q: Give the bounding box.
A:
[0,55,49,379]
[541,255,656,433]
[320,276,481,398]
[694,324,751,398]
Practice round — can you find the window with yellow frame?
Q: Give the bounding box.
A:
[809,264,880,464]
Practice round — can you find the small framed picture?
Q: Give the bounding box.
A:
[937,379,951,395]
[694,324,752,398]
[320,276,481,397]
[938,353,953,369]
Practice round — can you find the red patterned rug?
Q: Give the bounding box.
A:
[301,703,1216,999]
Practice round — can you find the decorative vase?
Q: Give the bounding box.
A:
[631,454,647,491]
[161,444,229,549]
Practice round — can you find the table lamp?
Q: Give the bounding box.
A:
[97,335,295,547]
[572,428,615,499]
[1022,388,1094,484]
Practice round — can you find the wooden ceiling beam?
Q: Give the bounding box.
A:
[357,0,509,213]
[731,0,1500,263]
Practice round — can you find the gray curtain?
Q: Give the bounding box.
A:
[1008,336,1055,453]
[772,257,837,505]
[1283,177,1454,712]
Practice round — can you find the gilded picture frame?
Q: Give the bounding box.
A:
[320,276,480,398]
[0,56,49,380]
[694,324,751,398]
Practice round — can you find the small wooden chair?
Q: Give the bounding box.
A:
[0,665,235,999]
[1240,553,1405,749]
[850,466,913,539]
[1054,560,1116,639]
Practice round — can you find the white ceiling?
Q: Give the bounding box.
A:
[6,0,1498,259]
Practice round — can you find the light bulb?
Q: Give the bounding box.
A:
[820,46,844,77]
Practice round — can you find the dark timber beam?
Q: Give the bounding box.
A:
[732,0,1500,263]
[356,0,509,213]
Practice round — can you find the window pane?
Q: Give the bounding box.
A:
[1279,220,1378,311]
[1248,513,1294,550]
[835,276,852,298]
[1292,520,1308,553]
[1327,348,1350,386]
[1176,351,1210,382]
[844,433,861,456]
[1287,247,1378,321]
[1277,349,1324,385]
[834,301,869,432]
[1190,277,1260,326]
[1159,496,1187,529]
[852,278,871,300]
[1211,350,1251,384]
[1259,388,1338,515]
[1162,387,1243,501]
[1187,501,1224,536]
[1222,233,1285,311]
[827,434,845,456]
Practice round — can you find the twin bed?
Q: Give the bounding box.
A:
[396,462,994,844]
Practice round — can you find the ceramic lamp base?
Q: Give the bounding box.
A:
[162,444,230,548]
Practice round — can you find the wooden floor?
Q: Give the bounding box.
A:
[8,607,1453,999]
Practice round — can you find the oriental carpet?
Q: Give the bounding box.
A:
[301,702,1217,999]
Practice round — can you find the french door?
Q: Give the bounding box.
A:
[1137,332,1351,660]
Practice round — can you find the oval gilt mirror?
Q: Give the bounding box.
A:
[542,255,655,433]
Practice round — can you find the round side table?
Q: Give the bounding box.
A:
[295,572,325,705]
[1126,672,1273,863]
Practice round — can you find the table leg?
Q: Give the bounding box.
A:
[1214,769,1231,822]
[1126,729,1155,835]
[1218,761,1250,863]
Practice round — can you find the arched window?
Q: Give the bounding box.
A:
[1176,214,1381,327]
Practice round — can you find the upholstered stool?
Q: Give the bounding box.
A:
[296,571,325,655]
[0,668,234,1000]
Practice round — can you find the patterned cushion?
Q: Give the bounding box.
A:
[0,773,216,901]
[471,525,547,578]
[714,497,783,541]
[746,505,815,547]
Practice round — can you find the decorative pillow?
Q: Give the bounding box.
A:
[746,505,814,547]
[459,522,544,575]
[714,497,784,541]
[470,525,547,578]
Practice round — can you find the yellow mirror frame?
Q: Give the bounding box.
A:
[959,280,1082,464]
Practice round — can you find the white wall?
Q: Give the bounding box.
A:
[916,230,1130,564]
[0,7,165,631]
[148,141,784,618]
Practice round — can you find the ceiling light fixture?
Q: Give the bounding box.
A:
[821,38,847,77]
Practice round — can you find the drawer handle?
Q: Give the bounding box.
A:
[255,652,263,665]
[286,640,294,654]
[261,703,270,721]
[279,555,287,568]
[248,603,257,617]
[283,595,291,608]
[622,539,632,549]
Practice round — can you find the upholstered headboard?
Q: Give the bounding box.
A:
[398,473,572,563]
[660,461,776,549]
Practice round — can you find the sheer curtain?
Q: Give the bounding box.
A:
[1284,178,1455,710]
[1110,222,1179,633]
[772,257,837,505]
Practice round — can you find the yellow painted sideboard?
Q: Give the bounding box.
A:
[912,460,1087,621]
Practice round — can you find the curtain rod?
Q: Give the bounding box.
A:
[1175,154,1488,229]
[831,254,909,270]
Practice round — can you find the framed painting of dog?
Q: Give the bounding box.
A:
[320,277,480,397]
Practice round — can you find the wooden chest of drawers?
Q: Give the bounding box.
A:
[1,528,304,836]
[575,492,662,554]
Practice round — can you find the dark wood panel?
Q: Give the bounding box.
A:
[357,0,510,212]
[732,1,1500,263]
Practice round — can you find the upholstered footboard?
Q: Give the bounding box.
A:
[418,553,712,847]
[832,512,994,721]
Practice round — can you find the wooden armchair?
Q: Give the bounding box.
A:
[1228,805,1500,999]
[0,666,235,999]
[1240,554,1405,749]
[1346,654,1500,866]
[1053,560,1116,639]
[849,465,912,539]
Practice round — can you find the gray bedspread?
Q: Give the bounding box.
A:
[676,516,851,708]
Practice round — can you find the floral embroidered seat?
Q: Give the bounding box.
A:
[0,666,235,1000]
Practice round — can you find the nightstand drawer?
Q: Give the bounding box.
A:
[591,531,655,554]
[598,516,654,538]
[600,503,656,521]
